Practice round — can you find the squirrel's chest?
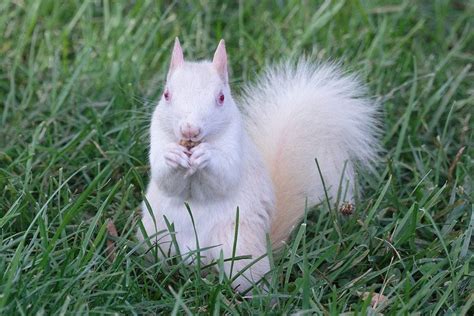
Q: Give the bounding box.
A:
[159,198,236,248]
[181,172,233,201]
[184,177,212,201]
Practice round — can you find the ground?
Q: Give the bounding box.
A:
[0,0,472,314]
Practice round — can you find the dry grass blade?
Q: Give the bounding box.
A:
[106,219,119,263]
[448,146,466,182]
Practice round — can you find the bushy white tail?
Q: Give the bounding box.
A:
[242,60,380,247]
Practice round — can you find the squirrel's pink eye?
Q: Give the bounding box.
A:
[217,92,225,105]
[164,90,170,101]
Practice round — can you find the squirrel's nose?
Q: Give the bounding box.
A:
[180,123,201,139]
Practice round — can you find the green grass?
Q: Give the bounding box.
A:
[1,0,473,314]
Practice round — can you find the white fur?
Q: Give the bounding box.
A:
[139,52,380,291]
[243,60,380,247]
[139,60,275,292]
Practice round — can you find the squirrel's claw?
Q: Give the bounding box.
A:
[189,143,211,170]
[164,143,191,169]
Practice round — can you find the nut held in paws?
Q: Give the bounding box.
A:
[179,139,200,151]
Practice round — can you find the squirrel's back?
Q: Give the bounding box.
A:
[242,60,381,247]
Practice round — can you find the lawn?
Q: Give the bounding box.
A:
[1,0,473,314]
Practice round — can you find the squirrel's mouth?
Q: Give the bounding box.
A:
[178,132,205,143]
[179,134,204,142]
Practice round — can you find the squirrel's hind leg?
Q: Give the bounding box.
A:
[210,219,271,293]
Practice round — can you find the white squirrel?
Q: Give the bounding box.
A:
[138,38,379,292]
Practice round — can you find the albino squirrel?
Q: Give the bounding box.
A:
[138,38,379,292]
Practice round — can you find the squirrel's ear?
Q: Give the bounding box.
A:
[212,39,228,83]
[168,37,184,79]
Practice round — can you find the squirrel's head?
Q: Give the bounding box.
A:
[157,38,239,142]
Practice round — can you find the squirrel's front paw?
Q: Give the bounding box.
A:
[188,143,212,172]
[164,143,190,169]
